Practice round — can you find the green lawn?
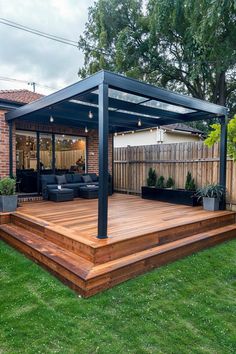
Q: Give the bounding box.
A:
[0,240,235,354]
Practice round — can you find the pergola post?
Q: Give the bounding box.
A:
[52,133,56,173]
[8,121,13,178]
[36,131,40,194]
[219,115,228,210]
[97,82,109,239]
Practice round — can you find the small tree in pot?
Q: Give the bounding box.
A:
[156,176,165,188]
[185,172,196,191]
[166,177,175,189]
[147,168,157,187]
[0,178,17,212]
[196,184,225,211]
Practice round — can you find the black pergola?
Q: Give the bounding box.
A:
[6,70,228,238]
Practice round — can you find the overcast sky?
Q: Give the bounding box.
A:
[0,0,94,95]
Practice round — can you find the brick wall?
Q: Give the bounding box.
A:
[0,112,113,177]
[0,110,16,178]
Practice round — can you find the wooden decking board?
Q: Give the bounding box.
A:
[1,194,236,297]
[18,194,234,241]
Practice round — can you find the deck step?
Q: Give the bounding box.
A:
[0,223,93,296]
[0,222,236,297]
[10,211,236,265]
[84,224,236,296]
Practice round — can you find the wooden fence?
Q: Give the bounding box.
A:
[114,142,236,206]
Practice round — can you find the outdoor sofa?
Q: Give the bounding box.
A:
[41,173,112,200]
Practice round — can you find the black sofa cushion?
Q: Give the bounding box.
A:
[41,174,56,184]
[56,175,67,184]
[73,174,83,183]
[89,173,99,182]
[82,175,92,183]
[65,174,74,183]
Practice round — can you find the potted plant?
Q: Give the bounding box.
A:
[196,184,225,211]
[166,177,175,189]
[0,177,17,212]
[142,171,199,206]
[147,168,157,187]
[156,176,165,188]
[185,171,196,191]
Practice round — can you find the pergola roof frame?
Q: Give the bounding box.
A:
[5,70,228,239]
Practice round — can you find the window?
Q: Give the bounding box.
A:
[39,133,53,170]
[16,131,37,171]
[55,135,86,173]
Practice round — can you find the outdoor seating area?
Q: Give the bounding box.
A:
[41,172,112,200]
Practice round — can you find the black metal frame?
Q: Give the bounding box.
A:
[5,70,228,238]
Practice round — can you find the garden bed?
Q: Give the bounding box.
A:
[141,186,200,206]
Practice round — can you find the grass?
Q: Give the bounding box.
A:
[0,240,235,354]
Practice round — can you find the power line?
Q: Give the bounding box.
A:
[0,18,79,48]
[0,75,58,92]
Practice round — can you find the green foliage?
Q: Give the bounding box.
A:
[147,167,157,186]
[196,184,225,200]
[0,178,16,195]
[205,115,236,161]
[0,239,236,353]
[156,175,165,188]
[78,0,236,121]
[185,172,196,191]
[166,177,175,188]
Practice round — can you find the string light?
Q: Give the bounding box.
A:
[137,118,142,127]
[88,110,93,119]
[114,132,118,136]
[85,126,88,133]
[49,115,54,123]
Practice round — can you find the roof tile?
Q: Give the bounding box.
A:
[0,89,43,104]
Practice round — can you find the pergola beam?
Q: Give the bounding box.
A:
[104,71,227,116]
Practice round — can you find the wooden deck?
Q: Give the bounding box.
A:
[15,194,234,242]
[0,194,236,297]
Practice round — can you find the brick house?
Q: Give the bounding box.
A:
[0,89,113,194]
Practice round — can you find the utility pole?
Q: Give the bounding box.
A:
[28,81,36,92]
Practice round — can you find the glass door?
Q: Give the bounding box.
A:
[39,133,53,172]
[16,130,38,194]
[55,135,86,173]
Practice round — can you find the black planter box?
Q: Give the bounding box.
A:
[141,186,200,206]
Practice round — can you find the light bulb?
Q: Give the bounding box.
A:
[49,115,54,123]
[138,118,142,127]
[88,110,93,119]
[85,126,88,133]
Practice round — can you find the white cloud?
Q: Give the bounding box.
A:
[0,0,95,94]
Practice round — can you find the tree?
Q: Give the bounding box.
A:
[205,115,236,161]
[78,0,236,127]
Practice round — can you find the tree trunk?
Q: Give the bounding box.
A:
[217,71,226,106]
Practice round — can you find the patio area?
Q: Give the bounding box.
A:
[1,70,233,296]
[16,193,234,242]
[0,194,236,297]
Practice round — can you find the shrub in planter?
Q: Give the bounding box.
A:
[156,176,165,188]
[185,171,196,191]
[0,177,17,212]
[166,177,175,189]
[147,168,157,187]
[196,184,225,211]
